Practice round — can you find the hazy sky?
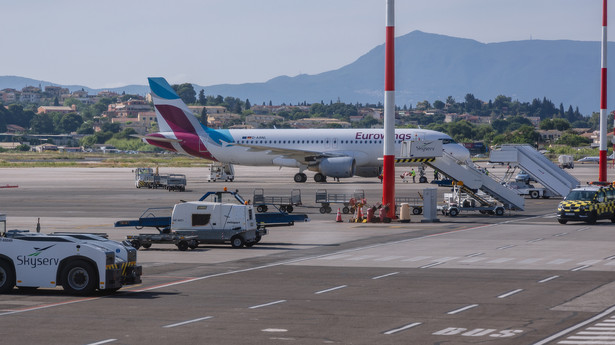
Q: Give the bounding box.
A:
[1,0,611,88]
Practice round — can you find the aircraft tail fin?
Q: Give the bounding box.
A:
[148,77,204,136]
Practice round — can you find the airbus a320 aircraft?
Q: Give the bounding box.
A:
[141,77,470,183]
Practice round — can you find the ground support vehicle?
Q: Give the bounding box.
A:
[558,155,574,169]
[505,181,554,199]
[441,184,506,217]
[315,189,365,214]
[0,232,142,295]
[134,168,186,191]
[395,195,424,215]
[125,233,198,251]
[159,174,187,191]
[207,162,235,182]
[557,184,615,224]
[253,188,302,213]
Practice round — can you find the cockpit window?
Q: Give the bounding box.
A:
[441,138,456,144]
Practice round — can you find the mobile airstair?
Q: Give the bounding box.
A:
[399,141,525,211]
[489,144,579,197]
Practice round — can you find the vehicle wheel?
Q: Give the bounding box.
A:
[177,240,189,251]
[188,240,199,249]
[449,208,459,217]
[245,242,255,248]
[326,207,332,213]
[558,219,568,224]
[319,207,327,214]
[412,207,422,215]
[0,260,15,293]
[419,176,428,183]
[130,239,141,250]
[530,190,539,199]
[61,260,97,295]
[294,173,306,183]
[495,207,505,216]
[254,235,262,243]
[257,205,265,212]
[286,206,293,213]
[586,212,597,224]
[342,207,350,214]
[314,173,326,183]
[142,243,152,249]
[231,236,245,248]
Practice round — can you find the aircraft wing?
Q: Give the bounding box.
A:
[228,141,347,163]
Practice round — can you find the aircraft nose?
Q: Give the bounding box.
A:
[446,144,471,161]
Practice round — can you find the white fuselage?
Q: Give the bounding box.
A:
[202,128,468,167]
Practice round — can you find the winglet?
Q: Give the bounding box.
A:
[148,77,180,100]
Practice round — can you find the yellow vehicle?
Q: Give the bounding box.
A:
[557,185,615,224]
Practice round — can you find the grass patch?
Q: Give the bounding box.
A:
[0,152,212,168]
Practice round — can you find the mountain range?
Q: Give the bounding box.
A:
[1,30,613,115]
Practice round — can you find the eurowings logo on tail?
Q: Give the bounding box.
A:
[143,77,236,160]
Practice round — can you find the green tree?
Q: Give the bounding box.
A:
[172,83,196,104]
[198,89,206,105]
[59,113,84,133]
[29,114,55,134]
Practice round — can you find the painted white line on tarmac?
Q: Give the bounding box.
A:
[531,306,615,345]
[571,265,592,272]
[538,275,560,283]
[447,304,479,315]
[85,339,117,345]
[163,316,213,328]
[315,285,347,294]
[497,289,523,299]
[372,272,399,280]
[249,300,286,309]
[383,322,422,335]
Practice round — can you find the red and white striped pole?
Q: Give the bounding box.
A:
[382,0,396,218]
[599,0,608,182]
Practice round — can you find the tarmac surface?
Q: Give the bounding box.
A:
[0,163,615,344]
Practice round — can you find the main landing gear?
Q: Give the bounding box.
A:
[293,172,328,183]
[294,172,307,183]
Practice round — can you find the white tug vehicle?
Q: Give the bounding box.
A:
[0,226,142,295]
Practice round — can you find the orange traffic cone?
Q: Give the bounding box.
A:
[358,206,364,221]
[336,208,343,222]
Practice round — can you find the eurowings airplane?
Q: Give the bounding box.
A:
[141,77,470,183]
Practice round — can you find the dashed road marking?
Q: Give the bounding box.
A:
[163,316,213,328]
[372,272,399,280]
[497,289,523,299]
[447,304,479,315]
[315,285,347,294]
[383,322,422,335]
[249,300,286,309]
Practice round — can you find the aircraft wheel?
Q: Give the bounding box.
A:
[314,173,326,183]
[294,173,306,183]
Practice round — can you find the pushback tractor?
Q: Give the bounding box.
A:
[0,232,142,295]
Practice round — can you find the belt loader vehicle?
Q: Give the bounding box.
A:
[0,233,142,295]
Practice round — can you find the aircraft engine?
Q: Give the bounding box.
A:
[355,166,382,178]
[317,157,356,178]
